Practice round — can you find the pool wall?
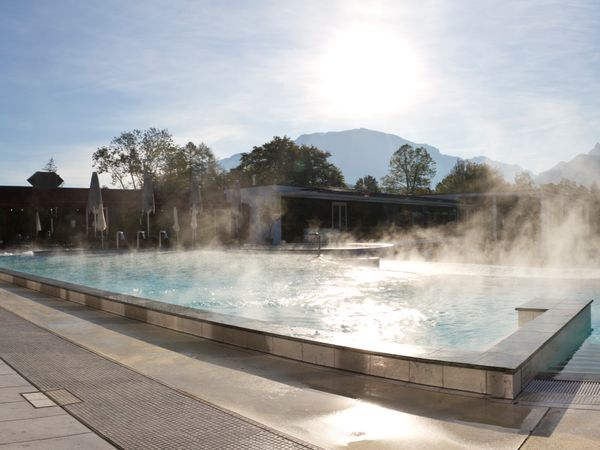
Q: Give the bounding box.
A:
[0,267,592,399]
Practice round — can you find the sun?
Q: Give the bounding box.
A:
[314,26,424,118]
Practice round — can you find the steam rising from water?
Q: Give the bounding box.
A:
[362,191,600,269]
[0,192,598,350]
[1,249,599,351]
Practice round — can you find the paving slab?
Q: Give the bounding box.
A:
[521,408,600,449]
[0,415,93,445]
[0,401,63,422]
[0,387,34,404]
[0,375,29,389]
[0,432,114,449]
[22,392,57,408]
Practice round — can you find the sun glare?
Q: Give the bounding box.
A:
[315,26,424,117]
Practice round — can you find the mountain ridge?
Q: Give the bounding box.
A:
[218,128,600,187]
[536,142,600,186]
[219,128,525,186]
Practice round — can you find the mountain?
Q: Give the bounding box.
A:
[218,153,242,171]
[294,128,524,185]
[218,128,525,185]
[536,143,600,187]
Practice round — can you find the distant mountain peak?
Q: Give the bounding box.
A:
[589,142,600,156]
[536,142,600,186]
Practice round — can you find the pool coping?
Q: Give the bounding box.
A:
[0,267,592,400]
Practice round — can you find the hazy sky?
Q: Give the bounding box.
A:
[1,0,599,187]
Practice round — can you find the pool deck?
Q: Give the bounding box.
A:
[0,281,599,449]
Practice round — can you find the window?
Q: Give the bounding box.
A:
[332,202,347,230]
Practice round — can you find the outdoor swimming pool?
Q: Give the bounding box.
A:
[0,250,598,351]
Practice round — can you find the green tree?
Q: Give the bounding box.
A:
[92,128,174,189]
[164,142,220,181]
[435,160,507,193]
[161,142,223,196]
[381,144,436,194]
[355,175,380,193]
[236,136,345,187]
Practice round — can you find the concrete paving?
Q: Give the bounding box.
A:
[0,281,599,449]
[0,358,114,449]
[0,306,319,449]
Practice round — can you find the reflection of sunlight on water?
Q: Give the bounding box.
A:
[319,299,427,343]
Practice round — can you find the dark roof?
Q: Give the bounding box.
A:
[27,171,64,189]
[282,187,458,207]
[237,185,459,208]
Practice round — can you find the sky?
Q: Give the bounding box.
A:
[1,0,599,187]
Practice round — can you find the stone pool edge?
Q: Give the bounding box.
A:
[0,267,591,400]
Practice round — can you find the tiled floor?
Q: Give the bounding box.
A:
[0,307,316,450]
[0,358,114,449]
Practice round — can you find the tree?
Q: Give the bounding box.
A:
[92,128,174,189]
[540,178,588,198]
[514,171,536,190]
[161,142,223,195]
[355,175,380,193]
[43,157,57,173]
[236,136,345,187]
[381,144,436,194]
[435,160,507,193]
[139,128,174,177]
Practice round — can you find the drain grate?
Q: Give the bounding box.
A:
[45,388,82,406]
[518,379,600,406]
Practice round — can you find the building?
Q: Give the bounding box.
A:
[225,185,460,245]
[0,185,140,247]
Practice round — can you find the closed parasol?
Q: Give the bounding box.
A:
[142,174,155,235]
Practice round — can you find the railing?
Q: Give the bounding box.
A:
[116,231,125,249]
[136,231,146,249]
[308,231,321,256]
[158,230,168,249]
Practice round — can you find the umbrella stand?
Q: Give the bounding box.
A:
[172,206,181,247]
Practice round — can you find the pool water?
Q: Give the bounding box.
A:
[0,251,598,351]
